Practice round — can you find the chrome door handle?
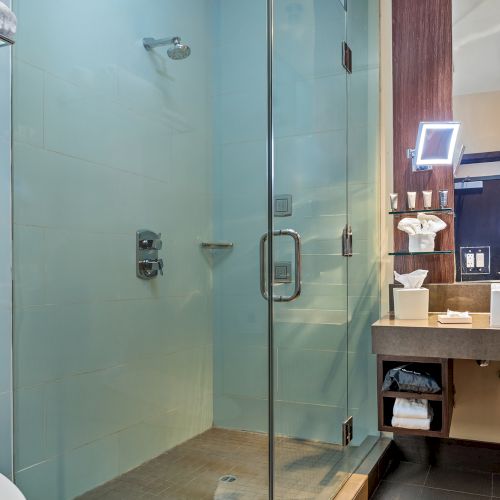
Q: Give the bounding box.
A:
[260,229,302,302]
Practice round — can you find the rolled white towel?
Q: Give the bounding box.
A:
[393,398,430,419]
[0,1,16,37]
[391,416,431,431]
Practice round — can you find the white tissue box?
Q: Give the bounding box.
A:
[408,233,435,253]
[491,284,500,327]
[394,288,429,320]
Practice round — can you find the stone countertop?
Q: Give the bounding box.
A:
[372,314,500,360]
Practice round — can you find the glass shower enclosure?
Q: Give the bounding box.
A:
[10,0,380,498]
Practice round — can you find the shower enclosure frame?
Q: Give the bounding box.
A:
[265,1,275,497]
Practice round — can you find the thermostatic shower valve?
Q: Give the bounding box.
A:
[136,229,164,280]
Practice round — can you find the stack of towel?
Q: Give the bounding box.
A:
[0,1,16,39]
[391,398,433,430]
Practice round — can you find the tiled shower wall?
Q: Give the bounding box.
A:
[12,1,214,498]
[0,0,13,479]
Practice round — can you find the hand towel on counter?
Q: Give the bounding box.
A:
[0,1,17,38]
[391,415,432,431]
[393,398,430,419]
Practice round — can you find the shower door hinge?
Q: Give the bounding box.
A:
[342,41,352,74]
[342,416,353,446]
[342,225,353,257]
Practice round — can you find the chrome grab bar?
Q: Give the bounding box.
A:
[260,229,302,302]
[200,242,234,249]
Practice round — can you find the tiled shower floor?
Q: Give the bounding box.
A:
[77,428,350,500]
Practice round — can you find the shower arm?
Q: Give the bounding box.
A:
[143,36,180,50]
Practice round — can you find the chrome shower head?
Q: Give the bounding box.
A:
[143,36,191,60]
[167,37,191,60]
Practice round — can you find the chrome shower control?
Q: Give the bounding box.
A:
[139,259,164,278]
[136,230,164,280]
[139,239,162,250]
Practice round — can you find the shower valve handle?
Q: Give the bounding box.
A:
[139,238,163,250]
[140,259,164,276]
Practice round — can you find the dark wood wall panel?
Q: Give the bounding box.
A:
[392,0,455,283]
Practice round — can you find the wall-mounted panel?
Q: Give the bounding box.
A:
[392,0,455,283]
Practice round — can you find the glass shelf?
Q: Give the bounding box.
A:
[389,250,455,256]
[389,208,454,215]
[0,34,14,48]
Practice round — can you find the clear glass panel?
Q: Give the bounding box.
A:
[272,0,381,497]
[272,0,350,497]
[11,1,269,498]
[346,0,382,469]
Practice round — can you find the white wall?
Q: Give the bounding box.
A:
[454,90,500,177]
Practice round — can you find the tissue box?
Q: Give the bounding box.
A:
[394,288,429,320]
[491,284,500,327]
[408,233,435,253]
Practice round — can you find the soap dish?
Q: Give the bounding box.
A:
[438,315,472,324]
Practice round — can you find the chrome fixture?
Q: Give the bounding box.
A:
[274,194,292,217]
[200,242,234,249]
[342,225,353,257]
[260,229,302,302]
[143,36,191,60]
[136,230,164,280]
[407,121,461,172]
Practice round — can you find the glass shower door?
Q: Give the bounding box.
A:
[271,0,351,497]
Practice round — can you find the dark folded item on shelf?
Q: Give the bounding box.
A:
[382,364,441,393]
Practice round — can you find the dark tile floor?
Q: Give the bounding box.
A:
[372,460,500,499]
[77,428,350,500]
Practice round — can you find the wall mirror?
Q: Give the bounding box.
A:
[453,0,500,281]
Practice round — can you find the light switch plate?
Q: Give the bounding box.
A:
[274,195,292,217]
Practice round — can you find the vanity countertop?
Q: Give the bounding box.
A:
[372,313,500,360]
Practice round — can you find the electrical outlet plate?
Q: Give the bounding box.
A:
[460,246,490,275]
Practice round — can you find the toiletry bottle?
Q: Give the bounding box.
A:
[407,191,416,210]
[390,193,398,211]
[423,190,432,209]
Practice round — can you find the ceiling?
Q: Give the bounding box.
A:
[453,0,500,96]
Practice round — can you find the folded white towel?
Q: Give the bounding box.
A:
[0,1,16,38]
[391,416,431,430]
[393,398,430,419]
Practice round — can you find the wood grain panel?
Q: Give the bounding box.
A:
[392,0,454,283]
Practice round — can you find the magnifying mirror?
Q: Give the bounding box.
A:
[407,121,461,172]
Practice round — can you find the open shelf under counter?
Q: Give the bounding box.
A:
[377,355,453,438]
[381,390,443,401]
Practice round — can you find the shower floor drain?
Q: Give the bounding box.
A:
[219,475,237,483]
